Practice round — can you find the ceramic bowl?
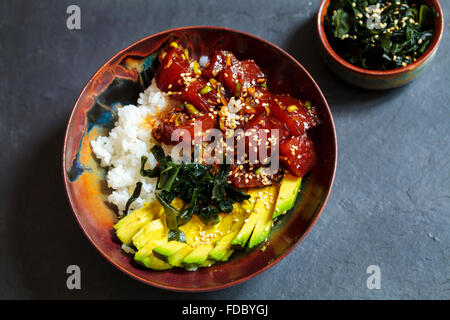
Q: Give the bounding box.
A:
[317,0,444,89]
[63,26,337,292]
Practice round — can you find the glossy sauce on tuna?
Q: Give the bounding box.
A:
[153,42,320,188]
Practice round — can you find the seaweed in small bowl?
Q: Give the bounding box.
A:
[317,0,444,89]
[324,0,437,70]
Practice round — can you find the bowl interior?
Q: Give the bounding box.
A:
[63,27,337,291]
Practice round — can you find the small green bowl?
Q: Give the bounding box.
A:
[317,0,444,90]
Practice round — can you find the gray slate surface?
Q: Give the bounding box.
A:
[0,0,448,299]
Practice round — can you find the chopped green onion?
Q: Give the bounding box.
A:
[200,85,212,95]
[193,61,201,75]
[255,167,263,175]
[174,114,182,126]
[287,105,298,113]
[235,82,241,97]
[185,103,199,115]
[304,100,312,110]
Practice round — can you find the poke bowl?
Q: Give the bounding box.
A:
[63,26,337,292]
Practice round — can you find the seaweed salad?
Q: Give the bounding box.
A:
[324,0,437,70]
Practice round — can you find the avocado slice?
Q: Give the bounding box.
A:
[181,243,215,269]
[200,259,216,267]
[273,173,302,220]
[209,229,240,261]
[168,245,194,267]
[153,241,186,258]
[239,190,258,219]
[178,214,203,244]
[114,201,163,245]
[145,254,173,270]
[230,186,273,248]
[220,249,234,262]
[134,239,172,270]
[153,241,194,267]
[132,218,166,250]
[247,184,279,249]
[116,197,182,248]
[204,199,254,261]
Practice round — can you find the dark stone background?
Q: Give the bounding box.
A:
[0,0,448,299]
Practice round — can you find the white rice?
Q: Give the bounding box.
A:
[91,80,175,214]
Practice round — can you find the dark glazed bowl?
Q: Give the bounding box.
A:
[63,26,337,292]
[317,0,444,89]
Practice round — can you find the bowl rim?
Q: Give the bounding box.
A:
[316,0,444,76]
[62,25,338,292]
